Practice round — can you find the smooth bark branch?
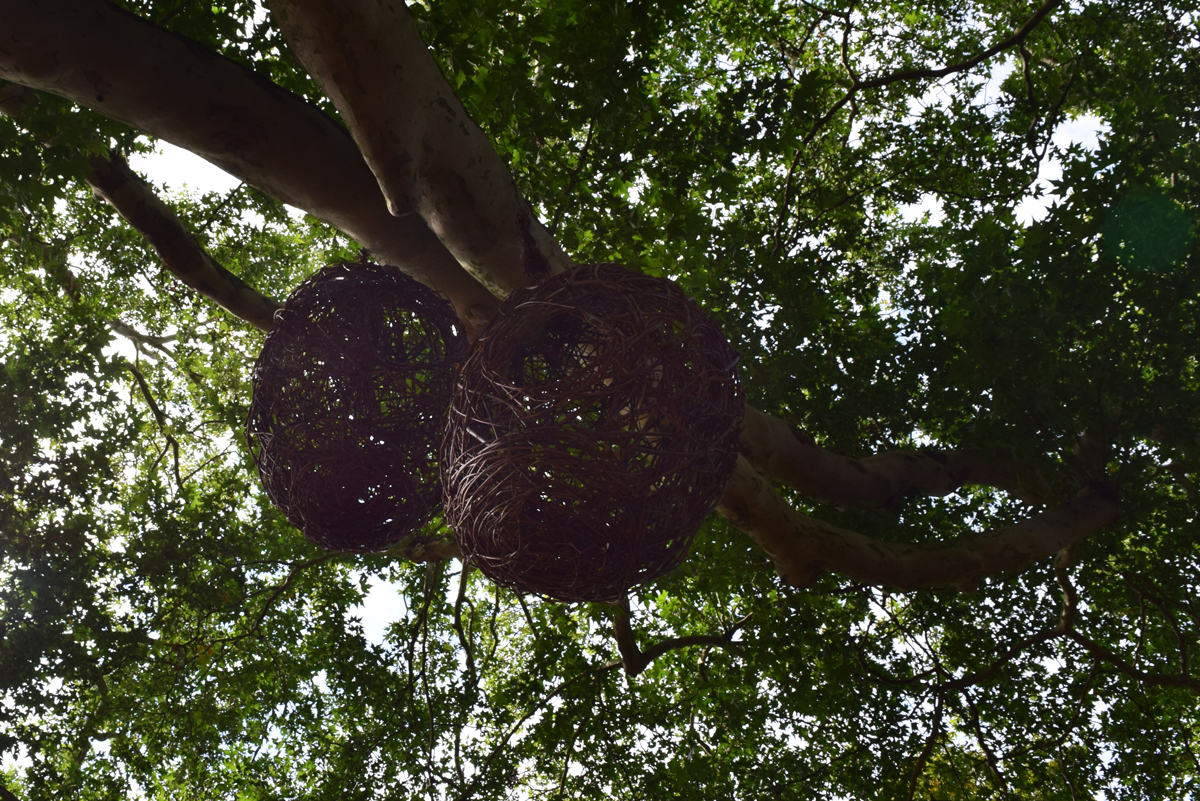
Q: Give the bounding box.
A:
[0,81,280,328]
[266,0,573,294]
[740,406,1051,507]
[86,154,282,331]
[717,455,1118,590]
[0,0,501,334]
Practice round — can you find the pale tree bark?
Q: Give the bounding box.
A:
[265,0,574,294]
[86,155,283,331]
[0,0,501,335]
[0,0,1121,589]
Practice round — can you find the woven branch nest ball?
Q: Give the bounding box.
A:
[247,260,467,552]
[442,263,744,603]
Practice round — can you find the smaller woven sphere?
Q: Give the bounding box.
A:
[248,260,467,552]
[442,263,743,603]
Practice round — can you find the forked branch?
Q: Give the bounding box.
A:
[612,599,742,677]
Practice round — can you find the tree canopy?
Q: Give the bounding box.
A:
[1,0,1198,798]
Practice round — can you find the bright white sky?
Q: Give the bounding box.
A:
[128,140,243,195]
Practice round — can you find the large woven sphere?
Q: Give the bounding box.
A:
[442,263,743,603]
[248,260,467,552]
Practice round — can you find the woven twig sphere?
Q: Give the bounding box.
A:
[248,260,467,552]
[442,263,743,603]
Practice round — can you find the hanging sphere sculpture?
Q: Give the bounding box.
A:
[247,260,467,552]
[442,263,743,603]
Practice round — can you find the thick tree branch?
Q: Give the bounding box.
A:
[717,455,1118,590]
[1,82,281,329]
[266,0,573,294]
[740,406,1052,507]
[0,0,501,334]
[0,79,27,117]
[87,154,282,331]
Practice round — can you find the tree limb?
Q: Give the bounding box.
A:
[740,406,1053,507]
[0,0,501,334]
[2,81,282,330]
[266,0,573,294]
[1065,631,1200,692]
[906,692,944,801]
[376,537,460,563]
[858,0,1065,92]
[211,552,340,648]
[123,359,184,491]
[810,0,1064,140]
[0,79,28,117]
[717,455,1118,590]
[87,154,282,331]
[612,598,742,677]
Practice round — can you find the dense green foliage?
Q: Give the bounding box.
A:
[2,0,1198,798]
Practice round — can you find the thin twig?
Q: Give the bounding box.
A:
[213,553,340,647]
[452,562,477,683]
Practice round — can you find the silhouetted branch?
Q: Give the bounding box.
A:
[906,693,944,801]
[123,360,183,490]
[213,553,340,647]
[777,0,1065,234]
[452,562,477,683]
[612,599,743,677]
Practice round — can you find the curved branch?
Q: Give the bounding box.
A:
[2,82,282,329]
[861,0,1065,92]
[87,154,282,331]
[212,552,339,647]
[266,0,573,294]
[740,406,1052,507]
[717,455,1118,590]
[123,359,184,490]
[1065,631,1200,692]
[0,79,27,116]
[778,0,1065,234]
[612,600,740,677]
[0,0,501,334]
